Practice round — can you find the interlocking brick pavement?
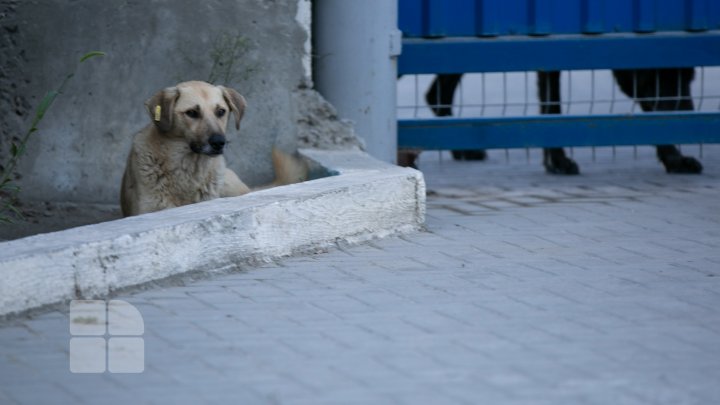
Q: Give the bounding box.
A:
[1,145,719,404]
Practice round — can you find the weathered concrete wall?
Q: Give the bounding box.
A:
[0,0,349,204]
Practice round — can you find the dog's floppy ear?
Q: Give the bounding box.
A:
[145,87,179,132]
[219,86,247,130]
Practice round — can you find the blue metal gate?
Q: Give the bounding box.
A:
[398,0,720,151]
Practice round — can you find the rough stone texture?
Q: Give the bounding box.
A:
[294,88,365,151]
[0,1,25,168]
[0,0,360,206]
[0,150,425,317]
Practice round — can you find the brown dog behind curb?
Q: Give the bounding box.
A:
[121,81,306,217]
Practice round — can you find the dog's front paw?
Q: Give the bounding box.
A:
[661,155,703,174]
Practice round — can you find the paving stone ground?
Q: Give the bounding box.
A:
[1,145,719,405]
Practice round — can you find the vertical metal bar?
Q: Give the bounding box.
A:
[634,0,657,33]
[414,75,420,118]
[442,75,447,114]
[475,0,499,36]
[675,69,682,110]
[631,70,638,114]
[435,74,441,114]
[567,70,573,114]
[582,0,604,34]
[610,70,617,114]
[523,71,529,116]
[529,0,552,35]
[589,69,596,114]
[480,73,486,116]
[698,67,704,111]
[458,74,464,117]
[653,69,660,111]
[502,72,508,116]
[686,0,709,31]
[544,72,550,113]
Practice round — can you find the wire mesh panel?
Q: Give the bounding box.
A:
[398,68,720,119]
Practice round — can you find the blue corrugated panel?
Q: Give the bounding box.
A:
[686,0,709,31]
[496,0,531,36]
[398,0,720,37]
[427,0,475,36]
[475,0,500,36]
[634,0,657,33]
[582,0,605,34]
[603,0,634,33]
[398,0,424,37]
[710,0,720,30]
[529,0,552,35]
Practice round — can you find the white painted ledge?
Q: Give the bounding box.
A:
[0,149,426,317]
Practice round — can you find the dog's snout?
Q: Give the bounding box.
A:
[208,134,226,152]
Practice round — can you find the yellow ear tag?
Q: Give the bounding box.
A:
[154,105,162,122]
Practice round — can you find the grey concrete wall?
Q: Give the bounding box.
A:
[0,0,329,204]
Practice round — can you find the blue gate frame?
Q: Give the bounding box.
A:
[397,0,720,150]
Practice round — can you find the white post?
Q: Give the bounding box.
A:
[314,1,401,164]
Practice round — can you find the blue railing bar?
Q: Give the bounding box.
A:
[398,31,720,74]
[398,112,720,149]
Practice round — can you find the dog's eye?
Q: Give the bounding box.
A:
[185,109,200,119]
[216,108,226,118]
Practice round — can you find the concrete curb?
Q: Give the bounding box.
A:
[0,149,426,317]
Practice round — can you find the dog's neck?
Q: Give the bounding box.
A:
[145,127,224,203]
[149,127,223,175]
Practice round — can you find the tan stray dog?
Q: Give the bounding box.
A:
[120,81,305,217]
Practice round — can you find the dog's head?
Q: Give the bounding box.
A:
[145,81,246,156]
